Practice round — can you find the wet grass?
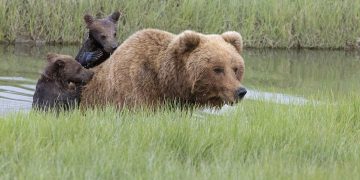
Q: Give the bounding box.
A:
[1,95,360,179]
[1,0,360,48]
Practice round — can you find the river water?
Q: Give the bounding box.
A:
[1,45,359,115]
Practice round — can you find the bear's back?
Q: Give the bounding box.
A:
[82,29,176,108]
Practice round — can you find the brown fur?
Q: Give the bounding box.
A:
[84,11,121,53]
[75,11,122,68]
[33,53,94,111]
[81,29,246,109]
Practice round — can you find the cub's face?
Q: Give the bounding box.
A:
[177,31,246,107]
[84,11,122,53]
[46,53,94,85]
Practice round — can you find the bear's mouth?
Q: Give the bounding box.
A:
[207,96,232,107]
[208,96,222,102]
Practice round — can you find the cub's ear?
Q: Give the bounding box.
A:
[46,53,58,62]
[172,30,201,55]
[54,59,65,69]
[84,14,95,27]
[108,11,122,23]
[222,31,243,54]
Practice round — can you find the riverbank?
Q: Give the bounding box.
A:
[1,0,360,49]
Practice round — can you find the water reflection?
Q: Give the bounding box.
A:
[246,89,309,105]
[0,77,35,114]
[244,49,360,97]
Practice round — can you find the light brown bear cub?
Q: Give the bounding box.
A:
[81,29,246,109]
[33,53,94,111]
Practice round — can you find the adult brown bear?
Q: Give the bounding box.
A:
[81,29,247,109]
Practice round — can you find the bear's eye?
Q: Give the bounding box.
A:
[213,67,224,74]
[114,33,117,37]
[101,35,106,40]
[233,67,238,73]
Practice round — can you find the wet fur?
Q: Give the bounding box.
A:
[33,54,94,111]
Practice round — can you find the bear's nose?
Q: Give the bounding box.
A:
[112,44,118,51]
[236,87,247,99]
[89,71,95,78]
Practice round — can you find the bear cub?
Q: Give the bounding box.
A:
[75,11,122,68]
[32,53,94,111]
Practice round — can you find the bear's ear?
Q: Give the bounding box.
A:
[84,14,95,26]
[108,11,121,23]
[46,53,58,62]
[54,59,65,69]
[222,31,243,54]
[173,30,201,55]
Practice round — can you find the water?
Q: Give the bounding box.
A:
[1,45,359,115]
[0,45,79,115]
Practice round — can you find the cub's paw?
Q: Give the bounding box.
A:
[92,49,104,60]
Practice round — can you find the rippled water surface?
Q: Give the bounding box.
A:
[1,45,359,115]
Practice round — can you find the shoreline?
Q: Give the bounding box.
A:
[1,41,358,51]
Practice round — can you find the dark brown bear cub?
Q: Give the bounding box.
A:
[75,11,122,68]
[32,53,94,111]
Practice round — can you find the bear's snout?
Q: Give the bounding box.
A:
[104,43,118,53]
[235,87,247,99]
[77,70,94,85]
[88,71,95,79]
[111,44,118,51]
[85,71,95,81]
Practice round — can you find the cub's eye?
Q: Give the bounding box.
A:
[233,67,238,73]
[114,33,117,37]
[213,67,224,74]
[101,35,106,40]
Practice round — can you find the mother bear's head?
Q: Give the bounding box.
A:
[160,30,247,107]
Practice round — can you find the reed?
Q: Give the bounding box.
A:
[0,0,359,48]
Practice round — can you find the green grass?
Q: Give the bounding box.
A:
[0,0,360,48]
[1,94,360,179]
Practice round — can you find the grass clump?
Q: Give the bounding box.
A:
[0,0,359,48]
[1,95,360,179]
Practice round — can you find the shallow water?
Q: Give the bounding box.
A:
[0,45,359,115]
